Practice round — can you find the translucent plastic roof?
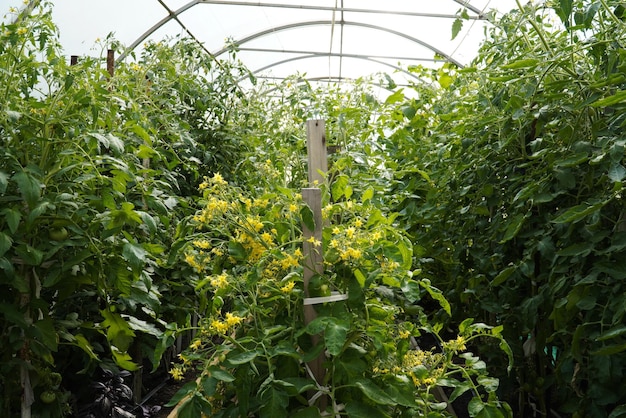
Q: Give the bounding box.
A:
[4,0,520,86]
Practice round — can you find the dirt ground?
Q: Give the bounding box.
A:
[141,370,195,418]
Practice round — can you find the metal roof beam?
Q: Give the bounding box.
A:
[245,54,422,82]
[213,20,464,68]
[120,1,477,67]
[237,47,444,63]
[192,0,485,19]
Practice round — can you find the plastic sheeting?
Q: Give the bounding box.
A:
[2,0,520,86]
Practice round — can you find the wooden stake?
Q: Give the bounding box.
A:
[107,49,115,77]
[306,120,328,186]
[302,119,329,409]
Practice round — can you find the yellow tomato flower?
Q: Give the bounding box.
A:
[224,312,243,327]
[281,281,295,293]
[211,320,229,334]
[189,339,202,350]
[211,172,227,186]
[169,367,184,381]
[306,236,321,247]
[210,273,229,290]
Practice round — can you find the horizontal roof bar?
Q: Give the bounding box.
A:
[237,47,445,63]
[193,1,484,19]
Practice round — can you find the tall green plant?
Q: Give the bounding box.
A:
[389,1,626,416]
[170,172,511,417]
[0,3,253,415]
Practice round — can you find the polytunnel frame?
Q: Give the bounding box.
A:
[116,1,487,73]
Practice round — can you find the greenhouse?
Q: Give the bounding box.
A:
[1,0,626,417]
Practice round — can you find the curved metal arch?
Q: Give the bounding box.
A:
[119,1,465,67]
[243,53,422,83]
[214,20,464,68]
[119,1,202,61]
[257,75,403,98]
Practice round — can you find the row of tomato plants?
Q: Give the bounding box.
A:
[6,1,626,417]
[0,3,517,417]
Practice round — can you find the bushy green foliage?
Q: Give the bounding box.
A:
[0,2,251,415]
[389,1,626,416]
[170,171,511,417]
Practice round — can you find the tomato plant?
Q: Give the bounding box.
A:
[0,2,252,415]
[389,1,626,416]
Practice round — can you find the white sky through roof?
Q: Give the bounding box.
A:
[1,1,521,86]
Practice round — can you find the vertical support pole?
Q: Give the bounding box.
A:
[302,119,328,409]
[306,120,328,185]
[107,49,115,77]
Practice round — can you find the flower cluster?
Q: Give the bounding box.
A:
[210,312,244,335]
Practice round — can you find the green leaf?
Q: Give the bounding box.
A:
[0,302,29,328]
[354,268,366,287]
[477,376,500,393]
[609,405,626,418]
[0,232,12,258]
[354,379,395,405]
[557,242,593,257]
[592,90,626,107]
[282,377,316,394]
[300,204,315,231]
[106,134,125,154]
[110,346,139,371]
[227,350,259,365]
[207,365,235,382]
[609,164,626,182]
[332,175,349,201]
[384,89,405,105]
[101,308,135,351]
[362,188,374,203]
[497,342,513,373]
[0,171,8,194]
[122,243,148,273]
[15,243,43,266]
[165,381,198,407]
[499,213,526,243]
[292,406,322,418]
[259,387,288,418]
[439,73,454,89]
[492,266,516,286]
[325,317,350,356]
[591,344,626,356]
[452,18,463,40]
[345,402,391,418]
[501,58,539,69]
[468,398,485,417]
[228,241,247,260]
[3,208,21,234]
[476,404,507,418]
[128,123,152,145]
[420,279,451,316]
[597,326,626,342]
[124,315,161,337]
[13,170,42,207]
[555,152,588,167]
[446,380,472,403]
[552,202,605,224]
[31,318,58,352]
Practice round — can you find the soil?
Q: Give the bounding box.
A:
[142,370,197,418]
